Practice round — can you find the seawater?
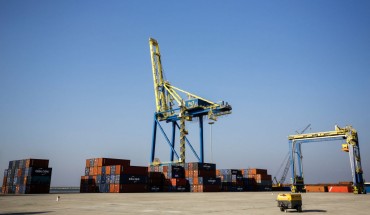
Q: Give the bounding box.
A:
[50,187,80,193]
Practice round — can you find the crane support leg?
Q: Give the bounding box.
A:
[150,114,158,163]
[179,107,186,163]
[199,116,204,163]
[171,121,176,162]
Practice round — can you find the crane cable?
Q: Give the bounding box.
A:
[274,152,290,180]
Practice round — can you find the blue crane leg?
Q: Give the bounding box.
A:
[171,122,176,162]
[297,143,303,177]
[289,141,295,183]
[199,116,204,163]
[151,114,158,163]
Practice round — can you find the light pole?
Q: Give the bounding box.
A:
[208,121,215,163]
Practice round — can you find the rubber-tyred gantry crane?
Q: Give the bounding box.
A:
[288,125,366,194]
[149,38,232,164]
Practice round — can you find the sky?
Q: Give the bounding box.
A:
[1,0,369,187]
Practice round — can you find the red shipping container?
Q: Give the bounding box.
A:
[248,168,268,175]
[148,172,164,179]
[2,177,7,187]
[119,184,147,193]
[171,178,187,186]
[116,166,147,175]
[96,158,130,167]
[25,159,49,168]
[328,186,353,193]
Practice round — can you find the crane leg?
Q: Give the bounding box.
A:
[179,107,187,163]
[171,121,176,162]
[151,114,158,163]
[199,116,204,163]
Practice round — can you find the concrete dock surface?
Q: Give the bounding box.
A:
[0,192,369,214]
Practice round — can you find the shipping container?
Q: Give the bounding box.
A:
[328,185,353,193]
[2,159,52,194]
[306,185,328,192]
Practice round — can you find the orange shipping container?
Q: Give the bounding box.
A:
[328,186,353,193]
[106,166,111,175]
[89,167,94,176]
[248,168,268,175]
[97,167,102,175]
[93,167,98,175]
[86,159,90,168]
[306,185,327,192]
[109,184,115,193]
[193,177,199,185]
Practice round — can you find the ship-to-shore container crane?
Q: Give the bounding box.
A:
[288,125,366,194]
[149,38,232,164]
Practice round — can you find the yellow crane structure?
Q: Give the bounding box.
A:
[288,125,366,194]
[149,38,232,164]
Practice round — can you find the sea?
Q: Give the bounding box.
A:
[50,187,80,194]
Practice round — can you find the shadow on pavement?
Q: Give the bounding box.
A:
[302,209,327,213]
[0,212,53,215]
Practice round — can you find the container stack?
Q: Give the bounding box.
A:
[147,170,166,192]
[1,159,52,194]
[80,158,148,193]
[185,162,221,192]
[148,164,188,192]
[217,169,244,192]
[244,168,272,191]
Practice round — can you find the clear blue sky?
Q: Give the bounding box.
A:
[1,0,369,186]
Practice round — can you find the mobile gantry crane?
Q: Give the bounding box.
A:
[274,124,311,187]
[149,38,232,164]
[288,125,366,194]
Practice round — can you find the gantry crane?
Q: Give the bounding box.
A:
[149,38,232,164]
[274,124,311,187]
[288,125,366,194]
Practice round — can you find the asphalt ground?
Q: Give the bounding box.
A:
[0,192,369,215]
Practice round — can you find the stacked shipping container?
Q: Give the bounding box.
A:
[148,164,188,192]
[186,162,221,192]
[242,168,272,191]
[217,169,244,191]
[216,168,272,191]
[80,158,148,193]
[79,158,275,193]
[1,159,52,194]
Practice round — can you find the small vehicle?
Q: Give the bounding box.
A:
[276,193,302,212]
